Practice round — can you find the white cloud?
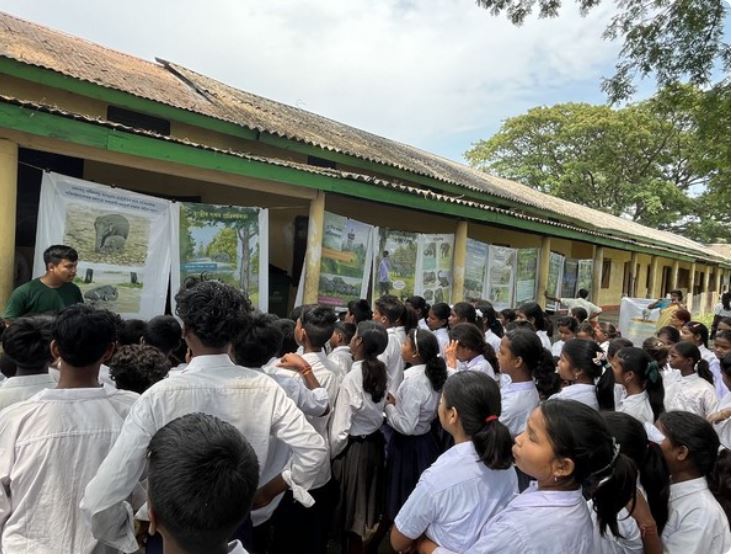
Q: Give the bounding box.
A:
[0,0,624,161]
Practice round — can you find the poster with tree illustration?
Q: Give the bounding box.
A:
[171,202,269,311]
[372,228,419,300]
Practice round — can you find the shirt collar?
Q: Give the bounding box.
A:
[502,380,537,393]
[2,373,55,387]
[404,364,426,379]
[465,354,485,368]
[32,385,112,401]
[511,485,585,508]
[562,383,595,395]
[185,353,236,372]
[669,477,709,502]
[227,540,247,554]
[301,351,327,366]
[331,346,350,354]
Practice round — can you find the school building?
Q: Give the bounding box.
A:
[0,12,729,318]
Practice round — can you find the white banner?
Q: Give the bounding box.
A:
[415,233,454,306]
[34,172,172,319]
[618,297,661,346]
[464,238,490,301]
[546,252,565,311]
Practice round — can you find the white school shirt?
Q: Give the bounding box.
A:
[260,363,329,417]
[499,380,540,438]
[378,326,406,395]
[662,477,731,553]
[326,345,353,383]
[432,327,450,358]
[385,364,439,436]
[663,372,717,418]
[713,302,731,318]
[0,373,57,411]
[549,382,599,411]
[713,391,731,450]
[395,441,517,553]
[588,499,643,554]
[0,384,139,554]
[536,330,552,351]
[484,329,502,354]
[616,390,654,424]
[329,360,386,458]
[228,539,248,554]
[418,318,429,331]
[551,340,564,358]
[458,354,495,379]
[559,297,602,316]
[700,345,729,400]
[462,486,594,554]
[661,363,680,384]
[80,354,328,553]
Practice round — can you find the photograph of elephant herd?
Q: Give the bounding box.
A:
[63,205,147,313]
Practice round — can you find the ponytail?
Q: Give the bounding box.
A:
[476,301,504,338]
[675,341,714,385]
[696,359,714,385]
[535,348,561,400]
[617,346,666,421]
[591,452,638,537]
[442,371,513,469]
[356,321,388,403]
[410,328,447,392]
[562,339,614,410]
[504,329,560,399]
[710,449,731,524]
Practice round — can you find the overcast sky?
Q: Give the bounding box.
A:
[0,0,696,162]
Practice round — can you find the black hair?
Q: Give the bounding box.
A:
[429,302,451,326]
[118,319,147,346]
[602,412,669,533]
[175,280,252,349]
[289,304,307,322]
[300,305,337,349]
[716,329,731,344]
[406,296,430,320]
[333,321,356,345]
[374,295,405,325]
[499,308,516,323]
[597,322,620,339]
[577,288,590,299]
[407,328,447,392]
[606,337,634,360]
[556,316,579,333]
[517,302,546,331]
[669,289,683,300]
[476,301,504,338]
[659,411,730,523]
[355,321,388,403]
[442,371,512,469]
[452,302,478,326]
[641,336,669,369]
[272,319,298,356]
[449,323,499,375]
[541,399,637,538]
[108,344,170,394]
[674,341,714,385]
[576,322,596,339]
[1,316,54,369]
[0,354,16,378]
[616,347,665,421]
[52,304,117,367]
[143,316,182,356]
[401,303,419,331]
[504,329,560,398]
[656,325,681,345]
[43,244,78,268]
[147,413,260,554]
[684,321,710,348]
[721,353,730,378]
[561,339,615,411]
[347,299,373,323]
[232,313,283,368]
[722,292,731,312]
[571,307,589,323]
[504,319,536,333]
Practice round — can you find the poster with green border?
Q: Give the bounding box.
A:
[515,248,539,305]
[464,238,490,301]
[373,228,419,300]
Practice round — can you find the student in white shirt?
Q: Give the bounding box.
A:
[606,337,634,407]
[384,328,445,522]
[107,344,171,394]
[475,301,504,355]
[327,321,355,382]
[427,399,638,554]
[611,346,665,425]
[657,410,731,553]
[713,329,731,361]
[594,321,620,354]
[146,413,260,554]
[444,322,498,379]
[448,301,478,329]
[551,338,615,412]
[425,302,451,357]
[344,298,372,325]
[708,353,730,450]
[551,316,578,359]
[81,280,327,554]
[329,320,388,552]
[406,295,430,331]
[0,316,57,411]
[391,371,517,553]
[141,314,183,369]
[664,341,718,418]
[545,288,603,320]
[516,301,552,350]
[0,305,139,554]
[682,320,727,399]
[656,325,681,349]
[374,295,407,395]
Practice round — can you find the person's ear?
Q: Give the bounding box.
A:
[50,339,61,361]
[446,406,460,428]
[101,342,116,364]
[551,456,575,480]
[675,444,690,463]
[147,500,157,535]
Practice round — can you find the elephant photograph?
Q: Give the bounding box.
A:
[63,204,150,265]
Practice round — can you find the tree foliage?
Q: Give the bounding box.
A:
[475,0,730,103]
[465,84,730,242]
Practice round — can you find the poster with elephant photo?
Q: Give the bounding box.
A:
[33,172,172,319]
[415,233,454,305]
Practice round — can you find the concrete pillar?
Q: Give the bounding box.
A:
[592,245,605,305]
[688,262,697,313]
[536,236,551,308]
[717,267,724,297]
[0,140,18,310]
[629,252,639,297]
[671,260,680,291]
[648,256,659,299]
[302,191,325,304]
[702,265,713,315]
[451,220,468,304]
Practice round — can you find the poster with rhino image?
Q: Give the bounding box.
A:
[372,228,419,300]
[171,202,269,312]
[415,233,454,305]
[33,172,172,319]
[318,212,373,308]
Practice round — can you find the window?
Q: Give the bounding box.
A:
[601,259,611,289]
[645,264,651,289]
[107,106,171,136]
[660,266,672,297]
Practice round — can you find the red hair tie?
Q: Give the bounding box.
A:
[484,415,498,424]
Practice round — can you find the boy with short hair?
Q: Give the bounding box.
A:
[327,321,355,381]
[551,316,578,359]
[142,315,183,364]
[146,412,260,554]
[0,304,138,553]
[108,344,170,394]
[374,295,407,395]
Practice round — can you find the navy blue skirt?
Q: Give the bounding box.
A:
[385,428,439,521]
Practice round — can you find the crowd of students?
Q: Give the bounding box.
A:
[0,279,730,554]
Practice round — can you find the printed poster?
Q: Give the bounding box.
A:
[34,172,172,319]
[546,252,565,311]
[515,248,539,305]
[416,234,454,305]
[464,239,490,301]
[171,202,269,312]
[618,297,661,346]
[487,246,517,311]
[372,228,419,300]
[577,259,594,295]
[318,212,373,308]
[561,259,579,298]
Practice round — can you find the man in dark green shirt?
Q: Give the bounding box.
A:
[3,245,84,320]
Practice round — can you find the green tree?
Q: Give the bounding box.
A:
[465,84,730,242]
[475,0,730,103]
[206,227,238,263]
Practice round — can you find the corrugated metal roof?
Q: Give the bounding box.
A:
[0,11,726,263]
